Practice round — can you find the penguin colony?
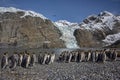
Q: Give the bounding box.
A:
[0,49,118,70]
[59,49,117,63]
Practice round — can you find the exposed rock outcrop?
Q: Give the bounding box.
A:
[0,7,65,48]
[74,29,96,47]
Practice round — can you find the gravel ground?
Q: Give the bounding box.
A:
[0,57,120,80]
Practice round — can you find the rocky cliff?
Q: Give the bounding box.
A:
[0,7,65,48]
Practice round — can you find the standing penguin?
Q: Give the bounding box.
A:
[1,52,9,70]
[59,51,66,62]
[77,50,81,62]
[105,49,112,60]
[95,50,100,62]
[71,51,78,62]
[18,52,23,66]
[46,52,56,64]
[42,52,48,64]
[85,50,91,62]
[45,53,50,64]
[111,49,118,61]
[9,52,19,69]
[97,50,106,63]
[21,52,27,68]
[67,52,72,63]
[80,51,85,62]
[101,50,106,63]
[90,51,96,62]
[65,51,71,63]
[25,53,31,68]
[77,50,86,62]
[30,52,37,67]
[38,52,43,64]
[64,51,69,63]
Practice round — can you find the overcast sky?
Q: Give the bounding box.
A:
[0,0,120,22]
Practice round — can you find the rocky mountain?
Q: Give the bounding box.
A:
[0,7,65,48]
[74,11,120,48]
[0,7,120,48]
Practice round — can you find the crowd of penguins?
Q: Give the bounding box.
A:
[1,50,55,70]
[1,49,118,70]
[59,49,118,63]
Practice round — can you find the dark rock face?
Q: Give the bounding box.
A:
[0,12,65,48]
[74,29,96,47]
[74,28,115,48]
[74,26,120,48]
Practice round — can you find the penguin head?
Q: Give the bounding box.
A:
[4,52,8,55]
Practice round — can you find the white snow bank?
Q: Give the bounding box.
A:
[0,7,47,19]
[102,33,120,46]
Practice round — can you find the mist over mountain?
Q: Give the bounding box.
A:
[0,7,120,48]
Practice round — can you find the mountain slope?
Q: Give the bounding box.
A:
[0,7,120,48]
[74,11,120,47]
[0,7,65,48]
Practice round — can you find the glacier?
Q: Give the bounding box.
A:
[54,20,80,48]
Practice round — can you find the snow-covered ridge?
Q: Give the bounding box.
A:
[99,11,114,16]
[102,33,120,46]
[54,20,80,48]
[0,7,47,19]
[56,20,78,26]
[80,11,118,30]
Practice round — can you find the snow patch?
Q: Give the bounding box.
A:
[116,16,120,21]
[102,33,120,46]
[0,7,47,19]
[81,11,116,30]
[55,20,80,48]
[99,11,114,16]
